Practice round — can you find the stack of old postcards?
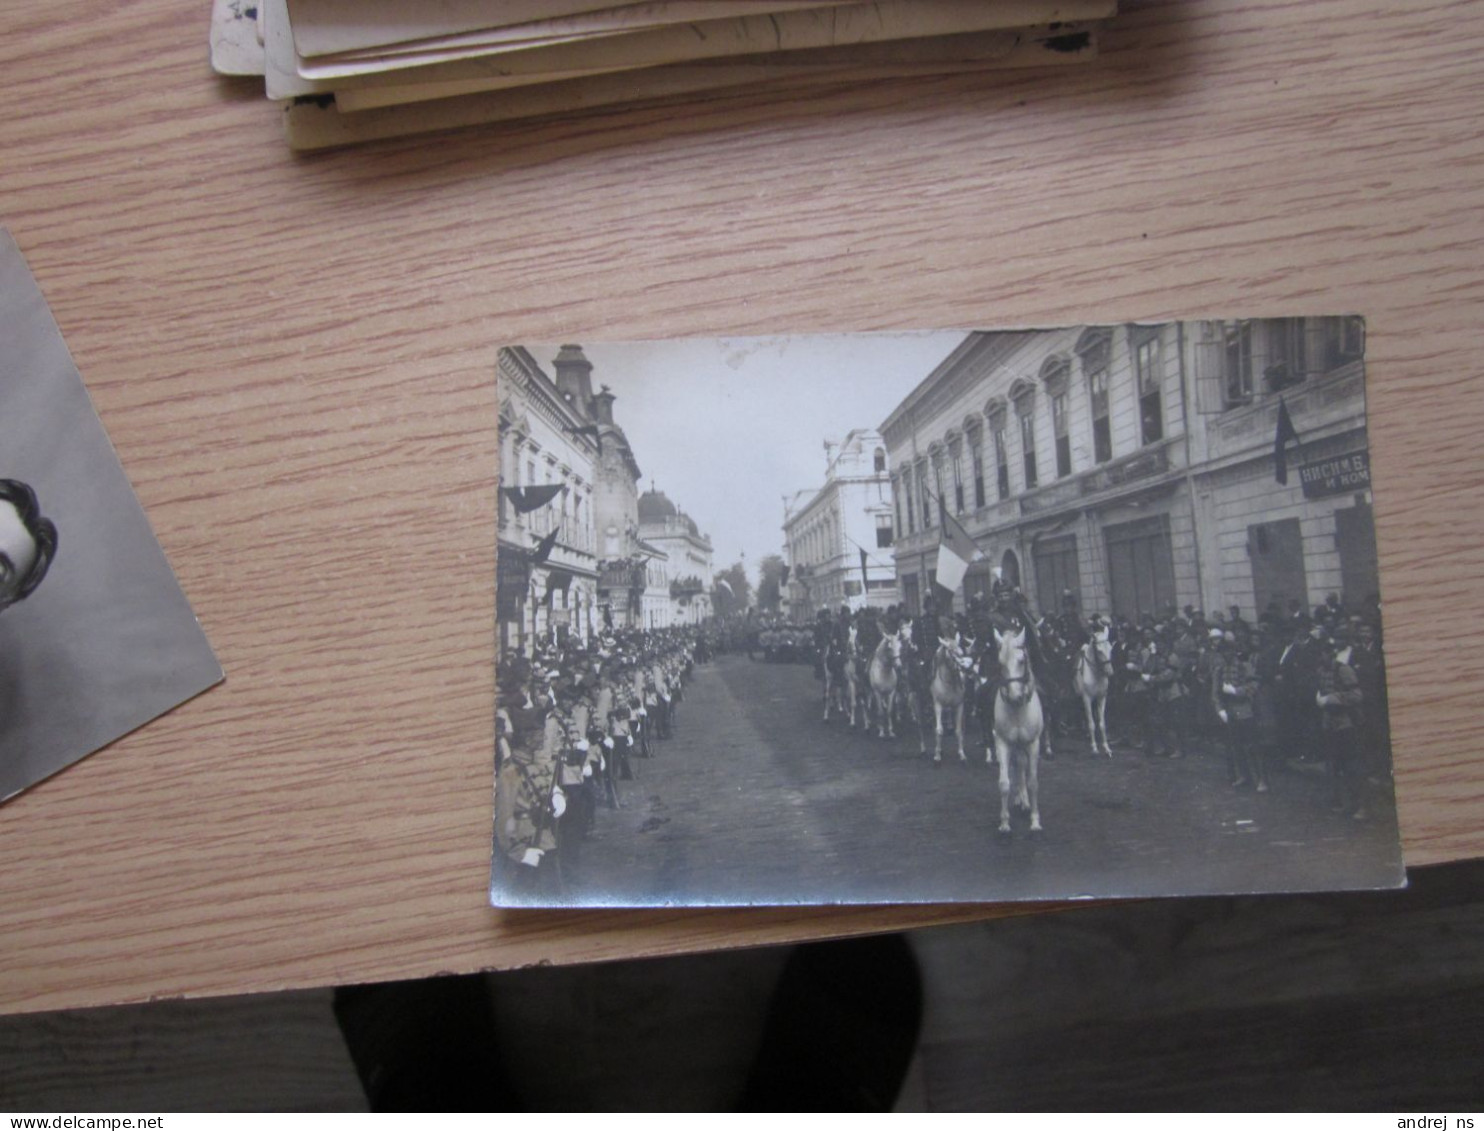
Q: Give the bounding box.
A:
[210,0,1115,150]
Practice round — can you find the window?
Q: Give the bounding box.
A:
[1088,367,1112,463]
[873,447,887,474]
[903,468,915,534]
[969,428,986,508]
[931,453,947,524]
[1266,318,1308,391]
[1135,333,1163,444]
[994,426,1010,500]
[893,478,904,540]
[1019,408,1038,489]
[914,457,926,528]
[949,438,965,513]
[1052,392,1072,478]
[1075,327,1114,465]
[1223,321,1254,406]
[876,512,893,548]
[1320,315,1365,369]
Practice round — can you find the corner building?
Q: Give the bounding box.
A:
[638,488,715,626]
[497,346,601,655]
[879,320,1374,624]
[783,429,899,620]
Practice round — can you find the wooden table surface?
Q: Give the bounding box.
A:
[1,0,1480,1015]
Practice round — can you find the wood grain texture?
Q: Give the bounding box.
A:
[0,0,1481,1014]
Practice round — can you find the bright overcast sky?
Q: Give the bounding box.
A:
[526,333,965,583]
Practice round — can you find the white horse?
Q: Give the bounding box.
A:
[867,629,905,739]
[821,629,846,723]
[1075,627,1115,757]
[840,624,863,728]
[823,624,861,726]
[930,635,973,764]
[993,627,1044,834]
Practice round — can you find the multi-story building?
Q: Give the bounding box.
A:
[639,488,715,626]
[783,429,899,621]
[496,346,600,655]
[541,345,671,633]
[879,319,1374,624]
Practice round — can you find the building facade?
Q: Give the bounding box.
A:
[783,429,899,621]
[544,345,675,633]
[497,346,600,656]
[639,489,715,626]
[879,319,1374,624]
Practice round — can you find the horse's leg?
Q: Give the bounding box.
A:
[955,703,967,762]
[1028,739,1042,832]
[933,701,944,764]
[1082,691,1098,756]
[1097,692,1112,757]
[822,672,831,721]
[996,732,1013,834]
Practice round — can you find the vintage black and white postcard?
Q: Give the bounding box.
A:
[492,323,1401,907]
[0,231,223,803]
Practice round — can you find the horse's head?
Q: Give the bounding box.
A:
[875,630,902,666]
[957,634,978,673]
[1086,627,1114,670]
[994,626,1033,704]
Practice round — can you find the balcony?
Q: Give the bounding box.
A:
[1208,362,1366,461]
[1016,442,1174,516]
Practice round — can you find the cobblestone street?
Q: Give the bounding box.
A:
[561,655,1402,906]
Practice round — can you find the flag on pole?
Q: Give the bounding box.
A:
[1274,398,1300,485]
[531,526,560,565]
[563,423,604,455]
[859,548,871,594]
[716,577,733,596]
[501,483,566,513]
[546,568,574,605]
[935,508,982,595]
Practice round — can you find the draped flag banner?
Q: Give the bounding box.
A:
[935,507,982,594]
[1274,397,1301,485]
[859,548,871,593]
[502,483,566,513]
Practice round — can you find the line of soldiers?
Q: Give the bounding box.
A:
[810,584,1388,820]
[494,626,702,894]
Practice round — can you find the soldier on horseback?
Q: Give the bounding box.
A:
[973,574,1057,756]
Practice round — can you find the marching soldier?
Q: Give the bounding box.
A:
[1148,632,1190,759]
[494,699,564,895]
[1316,633,1366,819]
[1211,631,1264,789]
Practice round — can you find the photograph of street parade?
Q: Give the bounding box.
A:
[493,322,1402,908]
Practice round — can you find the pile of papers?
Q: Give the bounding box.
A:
[211,0,1116,150]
